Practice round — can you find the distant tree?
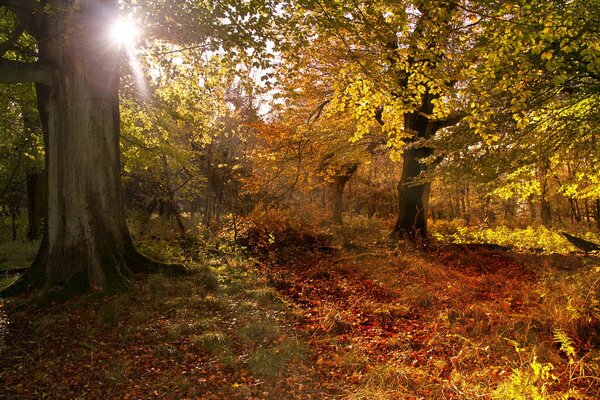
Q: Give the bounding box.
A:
[0,84,43,241]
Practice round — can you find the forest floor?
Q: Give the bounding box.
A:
[0,226,599,399]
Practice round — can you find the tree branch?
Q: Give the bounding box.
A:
[0,0,45,39]
[0,59,53,85]
[432,111,467,131]
[0,0,44,14]
[0,17,27,58]
[307,99,330,123]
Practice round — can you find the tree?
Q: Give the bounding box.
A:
[0,0,187,298]
[432,0,599,228]
[280,0,599,241]
[279,1,479,241]
[0,0,280,298]
[0,84,44,241]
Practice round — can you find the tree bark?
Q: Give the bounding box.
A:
[595,199,600,230]
[1,0,184,299]
[540,199,552,227]
[540,168,552,227]
[10,204,17,241]
[584,198,590,226]
[329,163,358,224]
[391,147,433,240]
[26,170,46,241]
[160,153,186,236]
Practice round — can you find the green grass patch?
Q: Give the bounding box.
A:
[97,299,127,325]
[0,274,20,291]
[245,287,285,308]
[430,222,599,253]
[0,241,38,272]
[191,331,233,356]
[238,320,281,345]
[247,336,309,379]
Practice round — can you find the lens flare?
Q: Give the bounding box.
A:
[109,18,140,48]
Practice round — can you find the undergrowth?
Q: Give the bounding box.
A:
[0,237,315,399]
[431,220,600,253]
[1,213,598,399]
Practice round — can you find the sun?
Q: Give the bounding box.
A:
[108,17,140,48]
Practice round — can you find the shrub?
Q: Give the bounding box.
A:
[235,205,330,254]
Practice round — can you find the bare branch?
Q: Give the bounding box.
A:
[0,59,53,85]
[307,99,330,123]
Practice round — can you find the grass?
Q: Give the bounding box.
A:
[247,337,308,379]
[1,220,598,399]
[239,320,281,344]
[0,241,38,272]
[244,217,599,399]
[97,300,126,325]
[0,237,317,399]
[430,221,600,254]
[0,241,38,291]
[191,331,233,355]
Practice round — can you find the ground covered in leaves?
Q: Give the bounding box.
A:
[1,224,599,399]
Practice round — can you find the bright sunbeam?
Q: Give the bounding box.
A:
[108,17,140,48]
[107,17,149,100]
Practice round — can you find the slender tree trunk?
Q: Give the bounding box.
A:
[574,199,582,223]
[595,199,600,230]
[528,195,537,223]
[540,168,552,227]
[26,170,47,241]
[160,153,186,236]
[584,198,590,226]
[10,204,17,242]
[329,163,358,224]
[568,198,580,223]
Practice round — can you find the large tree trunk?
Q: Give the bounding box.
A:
[540,199,552,227]
[2,0,183,299]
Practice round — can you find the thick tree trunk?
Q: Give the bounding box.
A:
[391,147,433,241]
[3,1,184,299]
[388,98,462,242]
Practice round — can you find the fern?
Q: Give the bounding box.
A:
[553,329,576,362]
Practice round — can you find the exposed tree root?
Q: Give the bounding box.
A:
[0,237,187,300]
